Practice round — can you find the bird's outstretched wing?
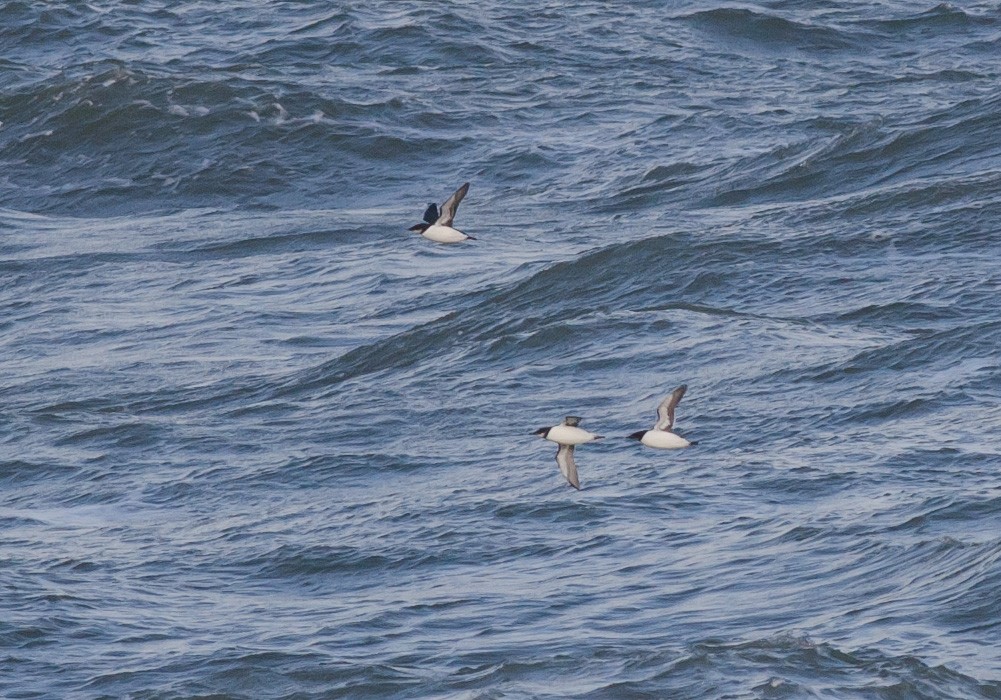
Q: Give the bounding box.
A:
[655,384,687,431]
[435,182,469,226]
[422,203,439,224]
[556,444,580,490]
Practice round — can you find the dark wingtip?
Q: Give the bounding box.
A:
[627,431,646,440]
[408,223,429,233]
[689,440,699,446]
[593,435,605,440]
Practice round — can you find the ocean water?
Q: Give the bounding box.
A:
[2,1,1001,698]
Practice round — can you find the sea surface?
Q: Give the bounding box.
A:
[2,2,1001,698]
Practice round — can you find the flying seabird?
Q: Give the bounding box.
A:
[628,385,697,449]
[408,182,475,243]
[533,416,602,490]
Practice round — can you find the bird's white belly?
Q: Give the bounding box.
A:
[422,225,467,243]
[547,425,598,445]
[641,430,691,449]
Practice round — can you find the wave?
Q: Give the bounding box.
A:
[704,91,1001,209]
[652,635,1000,698]
[808,320,1000,380]
[0,57,476,215]
[680,8,860,52]
[265,233,712,401]
[862,3,995,33]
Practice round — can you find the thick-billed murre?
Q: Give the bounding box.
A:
[628,384,697,449]
[533,416,603,490]
[408,182,474,243]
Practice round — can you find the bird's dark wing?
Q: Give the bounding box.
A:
[435,182,469,226]
[655,384,688,431]
[422,203,439,225]
[556,444,580,490]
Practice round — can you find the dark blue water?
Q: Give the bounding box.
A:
[3,2,1001,698]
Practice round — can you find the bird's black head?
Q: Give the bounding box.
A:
[627,430,646,440]
[408,223,430,233]
[532,427,550,437]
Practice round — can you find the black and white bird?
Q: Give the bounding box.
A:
[628,385,697,449]
[408,182,474,243]
[533,416,602,490]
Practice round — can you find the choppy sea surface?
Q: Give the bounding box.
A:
[3,2,1001,698]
